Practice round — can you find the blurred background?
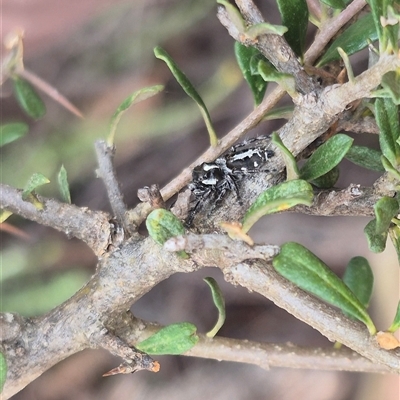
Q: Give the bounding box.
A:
[1,0,398,399]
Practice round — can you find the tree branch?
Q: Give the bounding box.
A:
[0,183,113,256]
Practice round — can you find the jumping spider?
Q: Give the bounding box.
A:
[187,136,275,225]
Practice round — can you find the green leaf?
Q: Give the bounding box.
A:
[154,46,218,147]
[242,180,314,233]
[0,123,28,147]
[381,155,400,180]
[245,23,288,40]
[22,173,50,201]
[234,42,268,105]
[388,300,400,332]
[276,0,309,58]
[364,218,388,253]
[310,166,340,188]
[0,352,6,393]
[107,85,164,145]
[374,196,399,234]
[262,105,293,121]
[204,277,226,338]
[216,0,246,33]
[343,257,374,310]
[299,134,353,181]
[317,13,378,67]
[388,224,400,264]
[57,165,71,204]
[271,132,299,180]
[375,98,400,166]
[345,145,384,171]
[136,322,199,355]
[337,47,354,83]
[146,209,188,258]
[367,0,384,46]
[380,71,400,105]
[12,76,46,119]
[258,60,296,96]
[320,0,346,9]
[273,242,376,334]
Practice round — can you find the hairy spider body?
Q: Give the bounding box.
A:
[187,136,274,224]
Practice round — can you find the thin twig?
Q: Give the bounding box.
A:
[95,140,135,235]
[305,0,367,65]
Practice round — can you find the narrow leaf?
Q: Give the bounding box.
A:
[276,0,309,58]
[154,46,218,146]
[317,13,378,67]
[0,123,28,147]
[136,322,199,355]
[0,353,6,393]
[204,277,226,337]
[381,155,400,180]
[345,145,384,171]
[234,42,268,105]
[22,173,50,200]
[300,134,353,181]
[258,60,296,95]
[380,71,400,105]
[366,0,384,47]
[337,47,354,83]
[374,196,399,234]
[12,76,46,119]
[108,85,164,145]
[343,257,374,309]
[364,218,388,253]
[273,242,376,334]
[375,98,400,166]
[245,23,288,40]
[388,224,400,264]
[388,300,400,332]
[216,0,246,33]
[57,165,71,204]
[271,132,299,180]
[146,209,188,258]
[242,180,314,233]
[310,166,340,188]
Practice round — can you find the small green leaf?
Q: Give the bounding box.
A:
[0,352,7,393]
[12,76,46,119]
[273,242,376,334]
[0,123,28,147]
[337,47,354,83]
[310,166,340,188]
[276,0,309,58]
[345,145,384,172]
[57,165,71,204]
[242,180,314,233]
[154,46,218,147]
[234,42,268,105]
[216,0,246,33]
[299,134,353,181]
[271,132,299,180]
[258,60,296,96]
[204,277,226,338]
[380,71,400,105]
[343,257,374,310]
[364,218,388,253]
[146,209,188,258]
[0,210,13,223]
[136,322,199,355]
[374,196,399,234]
[107,85,164,145]
[22,173,50,201]
[388,300,400,332]
[245,23,288,40]
[381,155,400,180]
[317,13,378,67]
[388,224,400,264]
[375,98,400,166]
[367,0,384,46]
[262,105,293,121]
